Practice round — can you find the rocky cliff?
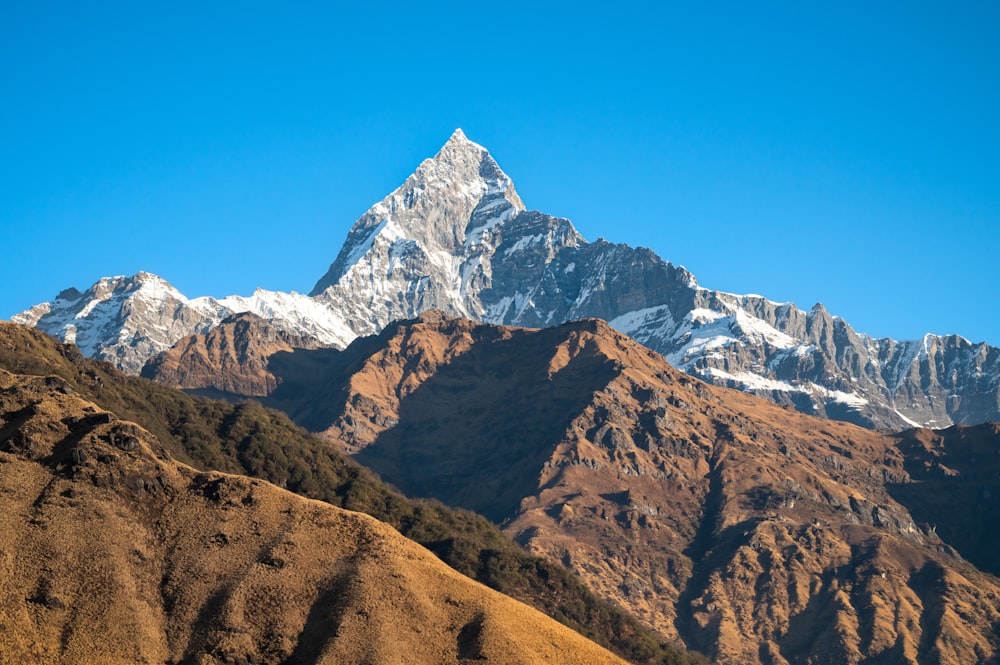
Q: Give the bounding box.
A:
[140,311,323,396]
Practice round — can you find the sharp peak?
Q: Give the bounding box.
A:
[434,127,489,158]
[132,270,168,283]
[446,127,473,145]
[81,272,180,298]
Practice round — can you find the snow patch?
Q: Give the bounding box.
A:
[608,305,675,335]
[504,233,546,256]
[701,368,800,393]
[812,384,868,407]
[732,310,798,349]
[894,410,923,428]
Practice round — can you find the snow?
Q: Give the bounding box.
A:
[484,292,533,324]
[608,304,675,335]
[504,233,546,255]
[812,384,868,407]
[918,333,938,359]
[893,410,922,428]
[732,310,798,349]
[133,272,184,302]
[688,308,727,325]
[340,217,390,270]
[212,289,354,347]
[664,310,740,367]
[711,289,790,308]
[76,290,112,319]
[888,340,922,393]
[466,204,517,246]
[459,255,485,301]
[701,368,800,393]
[699,369,868,408]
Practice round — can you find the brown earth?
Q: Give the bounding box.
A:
[147,311,1000,664]
[0,367,630,665]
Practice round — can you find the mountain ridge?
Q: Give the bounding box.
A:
[14,131,1000,429]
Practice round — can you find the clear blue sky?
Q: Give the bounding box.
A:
[2,2,998,344]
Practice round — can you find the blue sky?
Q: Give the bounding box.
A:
[2,2,998,344]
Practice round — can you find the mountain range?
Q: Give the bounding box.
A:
[142,308,1000,665]
[5,126,1000,664]
[14,130,1000,431]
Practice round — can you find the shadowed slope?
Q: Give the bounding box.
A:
[888,423,1000,577]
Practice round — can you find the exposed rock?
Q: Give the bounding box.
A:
[141,312,325,396]
[14,273,351,375]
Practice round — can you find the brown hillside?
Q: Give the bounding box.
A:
[0,367,631,665]
[147,311,1000,664]
[141,311,324,396]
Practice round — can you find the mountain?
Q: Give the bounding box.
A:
[12,272,353,375]
[0,365,635,665]
[140,311,325,396]
[147,311,1000,665]
[0,320,701,665]
[15,130,1000,429]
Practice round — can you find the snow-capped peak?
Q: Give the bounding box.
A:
[309,130,525,297]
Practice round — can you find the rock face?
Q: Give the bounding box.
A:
[0,366,629,665]
[16,131,1000,429]
[150,311,1000,665]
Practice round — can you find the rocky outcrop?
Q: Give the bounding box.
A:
[0,367,629,665]
[169,312,1000,664]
